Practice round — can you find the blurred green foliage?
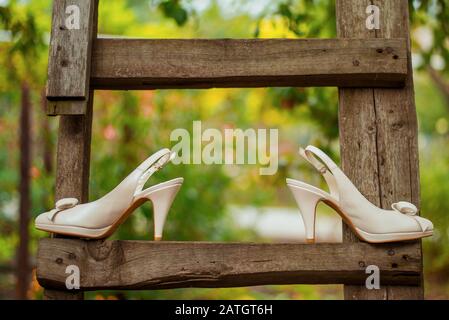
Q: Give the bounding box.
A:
[1,0,449,299]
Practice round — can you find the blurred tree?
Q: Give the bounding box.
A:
[0,1,45,299]
[411,0,449,73]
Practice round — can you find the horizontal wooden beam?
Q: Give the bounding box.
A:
[37,239,421,291]
[91,38,407,89]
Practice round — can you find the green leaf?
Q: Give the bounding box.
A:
[159,0,188,26]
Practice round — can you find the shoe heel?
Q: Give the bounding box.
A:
[287,185,321,243]
[146,184,182,241]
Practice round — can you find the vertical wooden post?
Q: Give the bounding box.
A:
[336,0,423,299]
[46,0,97,107]
[55,94,94,204]
[43,94,94,301]
[42,0,98,300]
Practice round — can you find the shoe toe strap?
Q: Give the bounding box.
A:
[391,201,432,232]
[47,198,79,221]
[391,201,418,216]
[412,216,433,232]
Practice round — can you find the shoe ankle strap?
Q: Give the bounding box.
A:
[304,145,338,171]
[299,146,340,200]
[134,149,175,196]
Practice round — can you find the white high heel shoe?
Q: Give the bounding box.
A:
[35,148,183,240]
[287,145,433,244]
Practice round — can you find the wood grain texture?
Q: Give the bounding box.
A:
[43,92,94,300]
[336,0,423,300]
[91,38,407,89]
[43,1,98,299]
[36,239,422,290]
[374,0,423,300]
[46,0,97,102]
[55,91,93,203]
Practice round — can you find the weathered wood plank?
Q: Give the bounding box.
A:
[373,0,423,301]
[336,0,386,301]
[43,1,98,299]
[55,91,93,203]
[46,0,97,102]
[336,0,423,300]
[37,239,422,291]
[91,38,407,89]
[43,91,94,300]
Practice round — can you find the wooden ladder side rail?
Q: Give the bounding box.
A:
[336,0,423,300]
[46,0,98,114]
[43,0,99,300]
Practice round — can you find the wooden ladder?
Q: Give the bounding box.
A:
[38,0,423,300]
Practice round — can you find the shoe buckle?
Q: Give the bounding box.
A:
[153,161,164,171]
[153,153,172,171]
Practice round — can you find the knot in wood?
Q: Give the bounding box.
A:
[87,240,114,261]
[391,121,405,131]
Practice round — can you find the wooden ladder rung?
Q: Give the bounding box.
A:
[37,239,421,291]
[91,38,408,90]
